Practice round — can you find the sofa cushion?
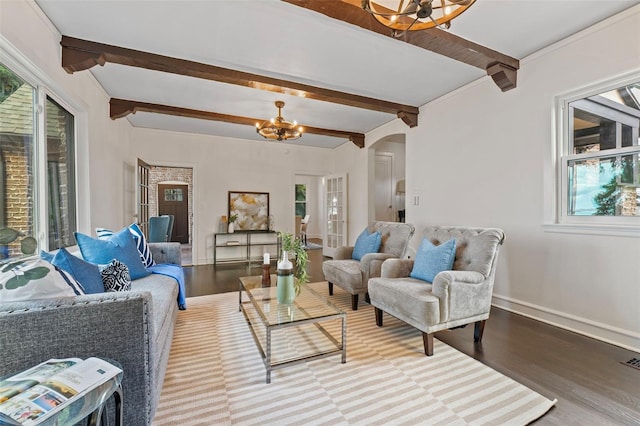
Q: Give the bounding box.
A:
[76,228,150,280]
[131,274,178,351]
[0,258,85,302]
[100,259,132,292]
[410,238,456,283]
[42,247,104,294]
[369,277,441,328]
[322,259,365,292]
[97,223,155,268]
[352,228,382,261]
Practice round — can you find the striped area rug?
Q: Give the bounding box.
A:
[153,282,556,425]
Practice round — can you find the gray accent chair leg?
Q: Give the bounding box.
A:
[474,320,486,342]
[422,333,434,356]
[328,282,333,296]
[351,294,358,311]
[365,293,370,304]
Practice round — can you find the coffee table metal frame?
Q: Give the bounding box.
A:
[239,275,346,383]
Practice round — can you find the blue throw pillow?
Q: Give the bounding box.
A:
[96,223,155,268]
[352,228,382,261]
[410,238,457,283]
[41,247,105,294]
[75,228,150,280]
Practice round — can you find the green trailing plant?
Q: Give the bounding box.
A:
[278,231,309,295]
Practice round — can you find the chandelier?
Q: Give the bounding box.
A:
[256,101,303,142]
[362,0,476,33]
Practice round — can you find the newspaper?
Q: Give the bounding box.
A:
[0,358,122,425]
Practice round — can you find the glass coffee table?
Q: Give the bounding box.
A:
[239,275,346,383]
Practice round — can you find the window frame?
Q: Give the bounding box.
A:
[1,36,85,254]
[553,71,640,234]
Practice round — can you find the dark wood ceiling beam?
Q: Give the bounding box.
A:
[110,98,366,148]
[62,36,418,128]
[282,0,519,91]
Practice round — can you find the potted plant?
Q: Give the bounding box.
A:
[228,214,238,233]
[278,231,309,295]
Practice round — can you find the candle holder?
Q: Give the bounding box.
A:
[261,264,271,287]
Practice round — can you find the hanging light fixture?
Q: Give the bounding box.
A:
[362,0,475,34]
[256,101,303,142]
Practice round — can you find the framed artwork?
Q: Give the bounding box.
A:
[228,191,270,231]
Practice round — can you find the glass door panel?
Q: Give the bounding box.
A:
[323,173,347,258]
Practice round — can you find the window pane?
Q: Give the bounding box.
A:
[568,153,639,216]
[46,97,76,250]
[621,124,634,148]
[571,83,640,154]
[164,188,183,201]
[0,64,35,259]
[295,203,306,217]
[295,184,306,202]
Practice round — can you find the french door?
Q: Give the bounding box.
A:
[137,158,151,236]
[323,173,347,258]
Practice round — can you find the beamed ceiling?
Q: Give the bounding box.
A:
[34,0,640,149]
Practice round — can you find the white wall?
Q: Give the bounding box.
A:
[359,8,640,351]
[333,140,369,243]
[130,128,333,264]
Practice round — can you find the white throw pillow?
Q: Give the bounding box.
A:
[0,257,85,303]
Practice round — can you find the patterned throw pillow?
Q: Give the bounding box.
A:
[352,228,382,261]
[100,259,132,292]
[96,223,155,268]
[0,257,85,302]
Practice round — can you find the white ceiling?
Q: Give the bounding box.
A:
[35,0,640,149]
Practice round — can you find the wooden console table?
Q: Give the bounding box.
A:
[214,231,280,265]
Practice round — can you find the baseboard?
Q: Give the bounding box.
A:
[492,293,640,353]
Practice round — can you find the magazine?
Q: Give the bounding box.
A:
[0,358,122,425]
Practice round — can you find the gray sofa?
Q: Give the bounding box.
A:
[0,242,181,425]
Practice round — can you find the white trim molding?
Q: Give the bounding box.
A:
[492,293,640,353]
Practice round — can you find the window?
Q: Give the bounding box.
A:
[558,78,640,226]
[295,184,306,217]
[46,96,77,250]
[0,62,77,259]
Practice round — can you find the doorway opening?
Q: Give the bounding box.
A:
[294,173,324,251]
[370,134,406,224]
[150,167,193,266]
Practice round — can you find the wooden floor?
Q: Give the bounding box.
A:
[183,240,640,425]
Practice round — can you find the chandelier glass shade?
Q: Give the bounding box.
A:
[362,0,476,32]
[256,101,303,141]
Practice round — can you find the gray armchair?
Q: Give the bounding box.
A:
[368,226,505,356]
[322,221,415,310]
